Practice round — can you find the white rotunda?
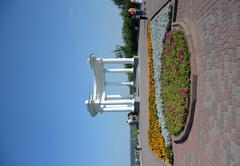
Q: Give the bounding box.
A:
[85,54,138,117]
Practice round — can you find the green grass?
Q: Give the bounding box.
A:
[161,30,191,136]
[131,126,138,140]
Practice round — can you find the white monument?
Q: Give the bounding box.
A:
[85,54,137,117]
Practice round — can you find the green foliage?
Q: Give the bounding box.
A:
[111,0,139,58]
[127,72,134,81]
[161,30,191,136]
[113,45,128,58]
[111,0,139,94]
[128,70,135,94]
[117,0,139,58]
[111,0,124,8]
[166,146,173,164]
[131,126,138,139]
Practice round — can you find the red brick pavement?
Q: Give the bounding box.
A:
[173,0,240,165]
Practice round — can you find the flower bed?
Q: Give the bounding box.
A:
[147,20,173,164]
[161,30,191,136]
[150,3,172,146]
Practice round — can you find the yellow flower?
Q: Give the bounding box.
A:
[147,19,171,163]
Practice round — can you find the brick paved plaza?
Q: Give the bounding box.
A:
[138,0,240,165]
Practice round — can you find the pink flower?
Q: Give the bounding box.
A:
[172,42,177,49]
[180,88,188,94]
[177,49,184,61]
[164,31,171,40]
[180,95,185,101]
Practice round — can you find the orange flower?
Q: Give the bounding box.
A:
[147,19,171,163]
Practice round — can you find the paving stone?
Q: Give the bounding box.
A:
[225,150,231,166]
[172,0,240,165]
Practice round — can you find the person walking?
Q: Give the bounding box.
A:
[131,15,148,20]
[130,0,145,5]
[128,8,148,17]
[127,114,138,126]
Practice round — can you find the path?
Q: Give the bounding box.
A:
[138,0,240,165]
[173,0,240,165]
[138,0,169,166]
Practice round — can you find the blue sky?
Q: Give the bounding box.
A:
[0,0,130,166]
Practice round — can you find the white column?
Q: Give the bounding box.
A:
[106,81,134,86]
[103,104,130,108]
[105,68,133,73]
[102,106,134,112]
[102,58,134,64]
[106,94,134,100]
[101,99,134,105]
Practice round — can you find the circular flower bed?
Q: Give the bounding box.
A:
[161,30,191,136]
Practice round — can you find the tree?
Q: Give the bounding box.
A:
[111,0,124,8]
[113,45,128,58]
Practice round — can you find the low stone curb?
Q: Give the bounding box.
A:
[172,74,197,144]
